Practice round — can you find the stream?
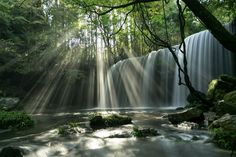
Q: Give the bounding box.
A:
[0,109,231,157]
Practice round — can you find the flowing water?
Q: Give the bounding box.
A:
[2,23,236,156]
[0,110,232,157]
[21,22,236,113]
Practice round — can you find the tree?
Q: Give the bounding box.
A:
[74,0,236,52]
[69,0,236,104]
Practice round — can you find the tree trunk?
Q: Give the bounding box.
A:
[182,0,236,53]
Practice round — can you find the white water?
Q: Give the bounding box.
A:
[104,22,235,108]
[22,22,235,113]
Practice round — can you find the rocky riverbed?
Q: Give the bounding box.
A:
[0,110,232,157]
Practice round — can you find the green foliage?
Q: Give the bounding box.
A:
[89,114,132,129]
[58,126,68,135]
[131,126,159,137]
[0,110,34,130]
[210,128,236,150]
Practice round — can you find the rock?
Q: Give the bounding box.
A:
[209,114,236,130]
[177,121,199,130]
[192,136,199,141]
[203,112,219,126]
[220,74,236,85]
[207,75,236,102]
[0,147,23,157]
[108,132,131,138]
[224,90,236,106]
[90,116,106,129]
[0,97,20,110]
[213,91,236,115]
[209,114,236,150]
[167,107,204,124]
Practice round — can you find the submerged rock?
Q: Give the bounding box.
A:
[168,107,204,124]
[0,147,23,157]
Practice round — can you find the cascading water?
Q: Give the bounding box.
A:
[22,22,235,113]
[172,22,236,106]
[103,22,235,108]
[103,49,176,108]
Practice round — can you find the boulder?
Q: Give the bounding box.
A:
[203,112,219,126]
[209,114,236,130]
[0,147,23,157]
[209,114,236,150]
[207,75,236,102]
[213,90,236,115]
[168,107,204,124]
[224,90,236,106]
[0,97,20,110]
[220,74,236,85]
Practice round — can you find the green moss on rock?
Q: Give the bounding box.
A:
[209,114,236,150]
[131,126,159,137]
[168,107,204,124]
[224,90,236,106]
[90,114,132,129]
[207,79,233,101]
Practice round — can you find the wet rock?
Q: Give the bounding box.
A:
[203,112,219,126]
[207,75,236,102]
[0,147,23,157]
[213,90,236,115]
[90,116,106,129]
[108,132,131,138]
[209,114,236,150]
[177,121,199,130]
[0,97,20,110]
[191,136,199,141]
[209,114,236,130]
[220,74,236,85]
[90,114,132,130]
[131,127,160,137]
[168,107,204,124]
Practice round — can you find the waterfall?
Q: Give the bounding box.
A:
[172,22,235,106]
[23,22,235,113]
[105,22,235,108]
[103,49,177,108]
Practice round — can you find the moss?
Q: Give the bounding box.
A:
[207,75,236,102]
[89,114,132,129]
[220,75,236,84]
[210,128,236,150]
[0,110,34,130]
[224,90,236,106]
[131,126,159,137]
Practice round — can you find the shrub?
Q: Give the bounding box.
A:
[0,110,34,130]
[210,128,236,150]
